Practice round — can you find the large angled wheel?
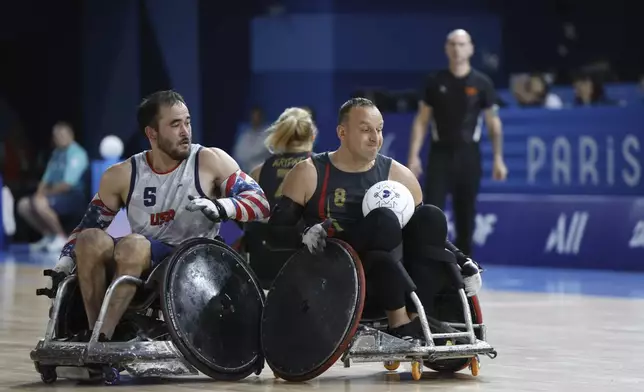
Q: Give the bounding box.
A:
[161,237,266,381]
[261,239,366,382]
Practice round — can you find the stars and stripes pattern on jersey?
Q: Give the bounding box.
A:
[216,170,270,222]
[60,195,118,260]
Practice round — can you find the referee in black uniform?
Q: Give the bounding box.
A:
[407,29,508,256]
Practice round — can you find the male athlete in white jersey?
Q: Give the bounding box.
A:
[51,90,270,342]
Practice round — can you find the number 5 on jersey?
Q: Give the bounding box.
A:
[144,187,157,207]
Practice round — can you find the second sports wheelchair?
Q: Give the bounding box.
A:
[30,237,266,385]
[258,238,497,382]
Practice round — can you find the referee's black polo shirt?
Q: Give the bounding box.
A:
[421,69,497,145]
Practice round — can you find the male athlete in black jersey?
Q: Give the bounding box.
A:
[267,98,482,341]
[245,107,315,288]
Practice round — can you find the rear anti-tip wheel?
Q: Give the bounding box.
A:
[411,360,423,381]
[383,361,400,371]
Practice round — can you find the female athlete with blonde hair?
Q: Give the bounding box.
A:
[243,107,317,288]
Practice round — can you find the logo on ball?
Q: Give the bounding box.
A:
[363,180,415,228]
[373,185,400,208]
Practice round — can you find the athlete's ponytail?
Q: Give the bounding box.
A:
[264,107,317,154]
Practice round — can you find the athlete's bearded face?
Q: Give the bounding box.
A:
[154,103,192,160]
[339,106,383,162]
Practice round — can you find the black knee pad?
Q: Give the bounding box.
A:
[403,204,455,264]
[359,207,402,251]
[361,245,408,311]
[404,204,448,246]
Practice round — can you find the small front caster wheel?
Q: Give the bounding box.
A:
[411,360,423,381]
[384,360,400,371]
[470,356,480,377]
[103,367,120,385]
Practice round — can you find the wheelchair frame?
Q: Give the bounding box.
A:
[341,289,497,380]
[30,272,199,385]
[242,233,497,381]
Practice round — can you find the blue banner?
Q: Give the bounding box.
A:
[446,194,644,271]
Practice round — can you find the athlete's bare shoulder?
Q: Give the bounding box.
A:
[98,159,132,210]
[388,158,423,206]
[281,158,317,206]
[196,147,243,198]
[197,146,237,177]
[197,147,218,169]
[102,159,131,186]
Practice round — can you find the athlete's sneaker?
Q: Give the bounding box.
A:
[46,236,67,253]
[387,317,426,342]
[29,236,54,252]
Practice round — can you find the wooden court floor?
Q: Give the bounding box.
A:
[1,258,643,392]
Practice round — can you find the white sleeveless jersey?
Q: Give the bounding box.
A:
[126,144,220,245]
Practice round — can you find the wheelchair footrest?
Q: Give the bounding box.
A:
[123,359,199,378]
[31,341,87,367]
[345,325,496,364]
[31,339,189,367]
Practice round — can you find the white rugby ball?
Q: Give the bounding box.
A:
[362,180,415,228]
[99,135,124,160]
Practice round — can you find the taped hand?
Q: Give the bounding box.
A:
[54,255,74,276]
[461,259,482,297]
[302,219,332,254]
[185,195,225,222]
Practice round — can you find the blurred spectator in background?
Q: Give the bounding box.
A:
[233,106,271,172]
[0,99,22,240]
[17,122,88,253]
[573,73,618,106]
[512,73,563,109]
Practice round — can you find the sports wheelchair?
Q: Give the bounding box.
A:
[259,238,497,382]
[30,237,266,385]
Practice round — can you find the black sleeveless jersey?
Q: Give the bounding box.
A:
[259,151,311,208]
[303,152,392,238]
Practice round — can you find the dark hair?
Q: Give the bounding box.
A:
[137,90,186,136]
[573,73,606,104]
[337,97,376,125]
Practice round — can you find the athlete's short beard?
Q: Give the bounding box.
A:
[158,135,190,160]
